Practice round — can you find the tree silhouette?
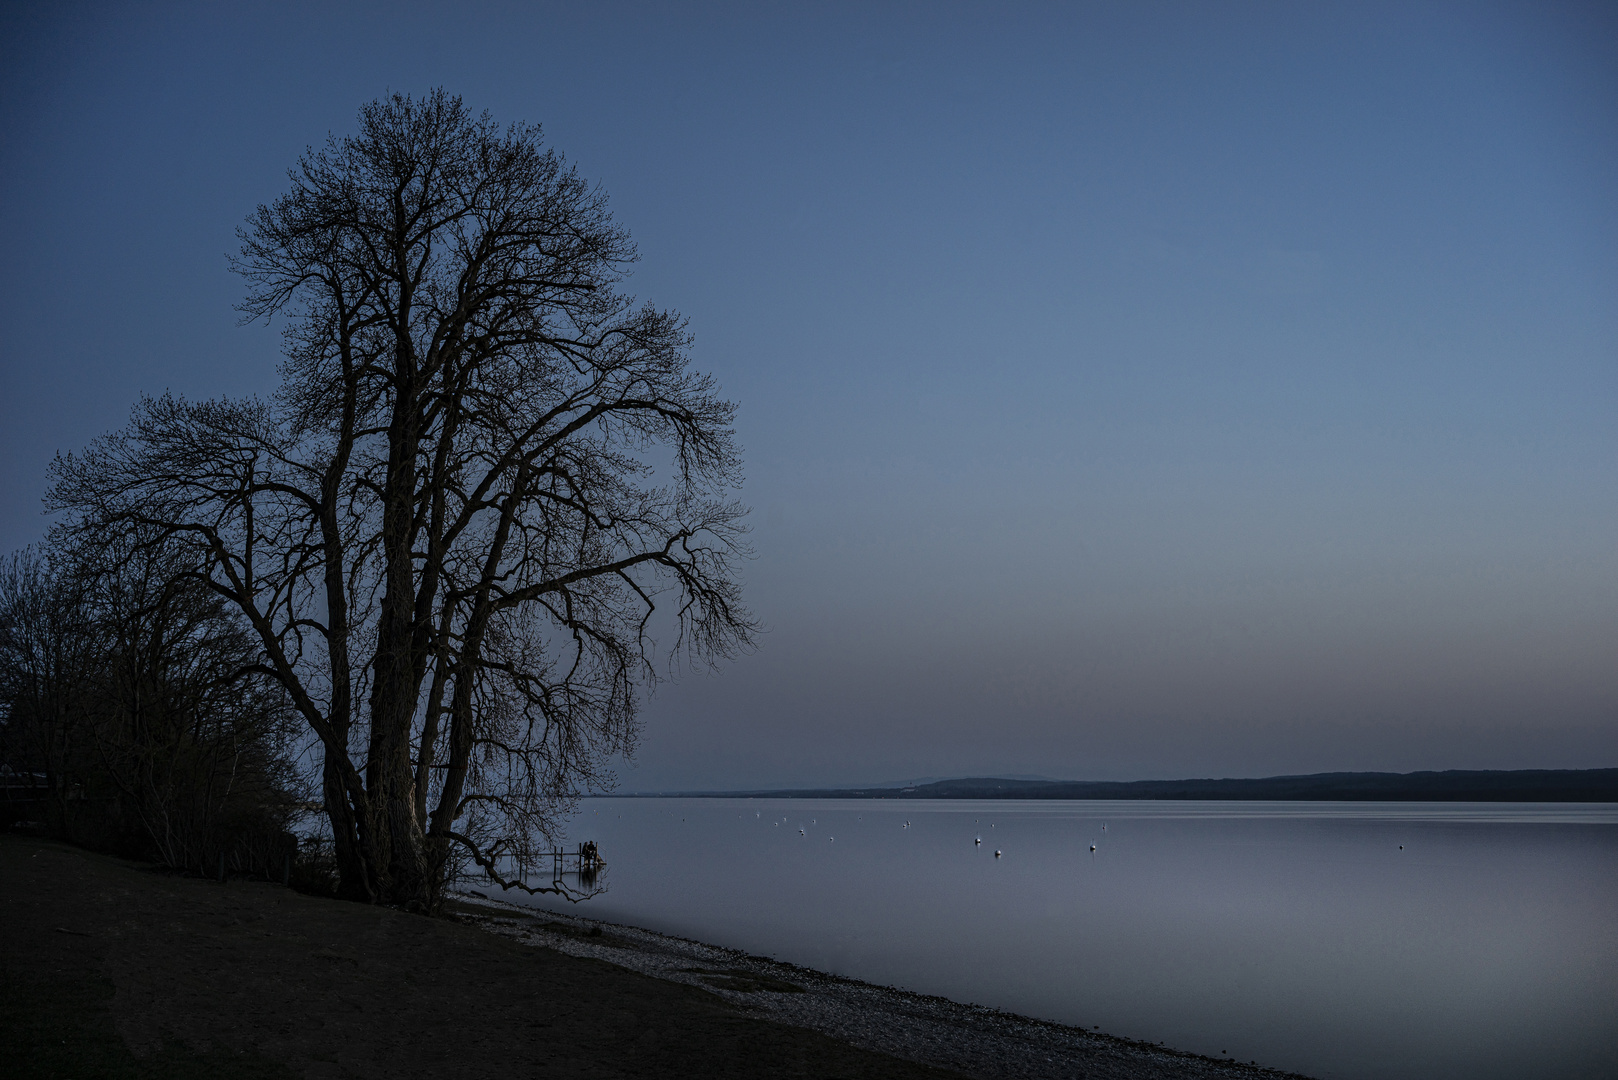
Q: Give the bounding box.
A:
[51,91,754,909]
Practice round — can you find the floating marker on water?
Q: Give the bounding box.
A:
[995,850,1002,858]
[1090,843,1096,851]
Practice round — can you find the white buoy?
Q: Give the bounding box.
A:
[975,837,982,845]
[995,850,1002,857]
[1090,843,1096,851]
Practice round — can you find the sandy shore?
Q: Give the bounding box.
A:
[1,834,1311,1079]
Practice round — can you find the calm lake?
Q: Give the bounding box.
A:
[508,798,1618,1080]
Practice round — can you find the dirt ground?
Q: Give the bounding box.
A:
[0,835,967,1079]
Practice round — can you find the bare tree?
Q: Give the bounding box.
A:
[0,549,102,835]
[78,535,303,873]
[0,543,300,871]
[50,90,754,910]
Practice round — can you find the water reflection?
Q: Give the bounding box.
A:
[518,800,1618,1080]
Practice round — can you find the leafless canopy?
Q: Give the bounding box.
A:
[50,91,754,908]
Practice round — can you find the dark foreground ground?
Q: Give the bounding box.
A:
[0,836,1310,1080]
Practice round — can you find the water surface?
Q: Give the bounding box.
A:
[510,799,1617,1080]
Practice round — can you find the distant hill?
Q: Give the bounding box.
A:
[651,768,1618,802]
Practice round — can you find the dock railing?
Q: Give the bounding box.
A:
[543,840,604,884]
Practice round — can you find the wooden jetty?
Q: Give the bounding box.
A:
[543,840,604,882]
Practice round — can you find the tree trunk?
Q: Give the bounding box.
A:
[361,335,433,907]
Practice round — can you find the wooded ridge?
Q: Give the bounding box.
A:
[652,768,1618,802]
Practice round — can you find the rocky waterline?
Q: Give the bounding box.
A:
[455,892,1312,1080]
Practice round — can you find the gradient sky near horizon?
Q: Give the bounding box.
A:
[2,2,1614,789]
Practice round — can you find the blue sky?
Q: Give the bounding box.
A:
[2,1,1613,787]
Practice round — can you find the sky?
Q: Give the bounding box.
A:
[1,1,1614,789]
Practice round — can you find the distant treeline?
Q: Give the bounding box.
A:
[659,769,1618,802]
